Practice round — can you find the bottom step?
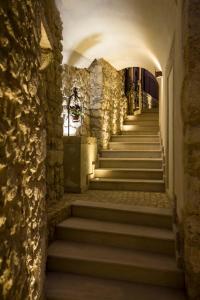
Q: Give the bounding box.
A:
[46,272,186,300]
[90,178,165,192]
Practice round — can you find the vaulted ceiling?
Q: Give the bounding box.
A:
[56,0,176,72]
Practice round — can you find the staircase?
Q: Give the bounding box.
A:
[90,111,165,192]
[46,201,186,300]
[45,111,185,299]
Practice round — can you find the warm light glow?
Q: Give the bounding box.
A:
[56,0,176,71]
[63,115,81,136]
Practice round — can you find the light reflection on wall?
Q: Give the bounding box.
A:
[63,115,81,136]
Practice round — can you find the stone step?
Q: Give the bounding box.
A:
[101,150,162,158]
[127,114,159,121]
[46,272,186,300]
[111,135,160,143]
[56,217,174,255]
[124,120,159,126]
[90,178,165,192]
[47,241,184,288]
[109,141,161,151]
[99,157,163,169]
[71,201,172,229]
[122,130,160,135]
[94,168,163,180]
[122,125,159,132]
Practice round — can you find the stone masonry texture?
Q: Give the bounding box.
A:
[39,0,64,207]
[89,59,127,150]
[0,0,63,299]
[62,65,91,136]
[62,59,128,150]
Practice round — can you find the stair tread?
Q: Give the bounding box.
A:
[109,141,160,144]
[95,168,163,172]
[99,157,162,161]
[126,121,159,122]
[102,149,161,152]
[48,240,180,272]
[58,217,174,240]
[46,272,186,300]
[125,116,158,122]
[91,178,164,183]
[112,134,160,137]
[125,118,158,121]
[123,125,159,127]
[121,131,159,134]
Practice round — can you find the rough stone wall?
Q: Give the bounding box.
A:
[62,65,91,136]
[181,0,200,298]
[0,1,46,299]
[89,59,127,149]
[39,0,64,206]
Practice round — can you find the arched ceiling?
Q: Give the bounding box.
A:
[56,0,176,72]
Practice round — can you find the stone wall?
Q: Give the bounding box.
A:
[182,0,200,299]
[62,65,91,136]
[39,0,64,206]
[62,60,127,150]
[89,59,127,150]
[0,1,46,299]
[0,0,63,299]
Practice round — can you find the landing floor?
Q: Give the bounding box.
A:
[64,190,171,209]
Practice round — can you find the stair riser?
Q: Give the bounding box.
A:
[122,131,159,135]
[99,160,163,169]
[101,151,162,158]
[124,121,159,126]
[94,169,163,180]
[126,116,159,121]
[72,205,172,229]
[56,227,174,255]
[111,136,160,143]
[109,143,161,151]
[123,125,159,132]
[47,257,183,288]
[90,180,165,192]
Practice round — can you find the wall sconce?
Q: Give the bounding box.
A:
[155,71,163,78]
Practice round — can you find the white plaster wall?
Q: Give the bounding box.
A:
[161,0,184,219]
[172,0,185,219]
[168,68,174,198]
[56,0,176,72]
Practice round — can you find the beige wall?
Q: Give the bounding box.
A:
[167,67,174,198]
[63,137,97,192]
[161,0,200,298]
[160,0,185,219]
